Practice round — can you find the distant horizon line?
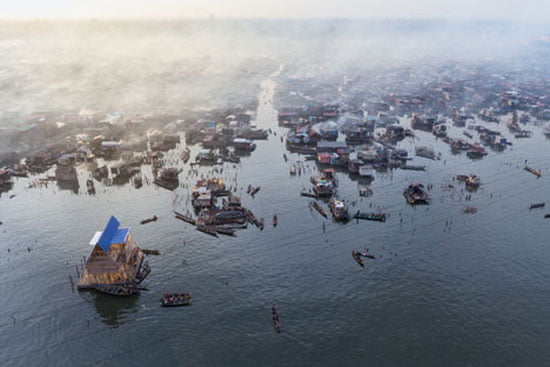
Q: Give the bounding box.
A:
[0,16,547,24]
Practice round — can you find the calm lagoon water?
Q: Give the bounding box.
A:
[1,74,550,366]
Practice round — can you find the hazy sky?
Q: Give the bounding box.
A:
[1,0,549,21]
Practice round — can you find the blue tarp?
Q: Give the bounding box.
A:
[97,216,129,252]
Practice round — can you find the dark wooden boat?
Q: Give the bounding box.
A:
[251,186,261,196]
[196,225,218,237]
[361,252,376,259]
[245,209,264,229]
[403,183,429,205]
[354,211,387,222]
[311,201,328,218]
[544,214,550,219]
[142,249,160,255]
[154,177,179,190]
[160,293,191,307]
[529,202,545,210]
[223,155,241,163]
[462,206,478,214]
[86,179,95,194]
[174,211,196,225]
[329,199,350,222]
[182,149,191,163]
[301,191,318,198]
[467,150,485,159]
[524,165,541,178]
[272,306,281,333]
[213,226,236,236]
[400,164,426,171]
[140,215,158,225]
[133,175,143,189]
[273,215,278,227]
[351,251,364,267]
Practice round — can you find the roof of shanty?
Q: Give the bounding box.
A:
[316,141,348,149]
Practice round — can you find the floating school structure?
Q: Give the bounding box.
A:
[78,216,147,295]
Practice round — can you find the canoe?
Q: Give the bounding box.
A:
[524,165,541,178]
[196,225,218,237]
[351,251,364,267]
[174,212,196,225]
[272,306,281,333]
[142,249,160,255]
[213,226,236,236]
[140,215,158,225]
[311,201,328,218]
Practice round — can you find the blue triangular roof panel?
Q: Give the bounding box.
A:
[97,216,120,252]
[111,228,130,245]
